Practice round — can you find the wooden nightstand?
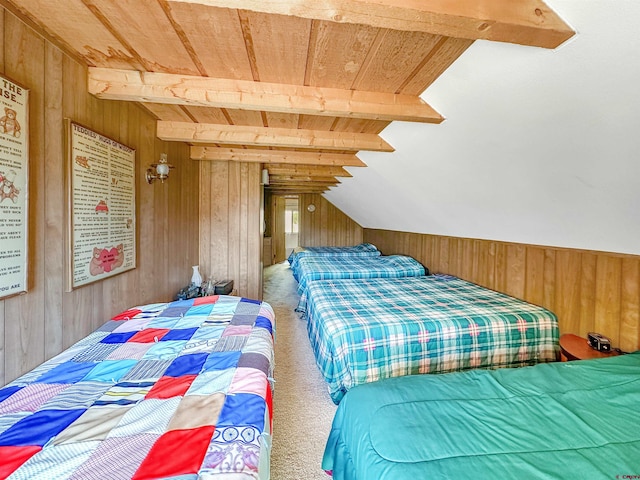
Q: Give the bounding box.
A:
[559,333,620,361]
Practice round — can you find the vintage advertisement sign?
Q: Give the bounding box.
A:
[0,75,28,300]
[67,121,136,290]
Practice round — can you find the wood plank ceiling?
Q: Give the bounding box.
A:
[3,0,573,194]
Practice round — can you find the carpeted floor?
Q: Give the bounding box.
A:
[264,262,338,480]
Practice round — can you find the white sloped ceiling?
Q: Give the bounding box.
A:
[325,0,640,256]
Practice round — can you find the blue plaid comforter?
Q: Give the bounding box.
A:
[305,275,559,403]
[295,255,426,314]
[288,243,380,280]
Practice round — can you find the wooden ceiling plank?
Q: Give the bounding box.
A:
[398,37,474,95]
[157,0,208,76]
[264,112,300,129]
[142,103,194,122]
[88,0,201,75]
[168,0,575,48]
[2,0,140,69]
[89,67,443,123]
[158,121,395,152]
[305,20,378,89]
[244,11,311,84]
[183,106,230,124]
[352,30,443,93]
[165,3,254,79]
[225,108,265,127]
[191,147,365,167]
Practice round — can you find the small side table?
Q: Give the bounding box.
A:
[559,333,620,361]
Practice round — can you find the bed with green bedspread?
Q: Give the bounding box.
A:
[306,274,559,403]
[323,352,640,479]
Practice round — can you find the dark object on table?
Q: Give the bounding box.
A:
[174,283,200,300]
[214,280,233,295]
[587,332,611,352]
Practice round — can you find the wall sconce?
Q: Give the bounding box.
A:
[146,153,174,184]
[261,168,270,186]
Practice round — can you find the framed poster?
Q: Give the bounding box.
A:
[66,121,136,291]
[0,75,29,300]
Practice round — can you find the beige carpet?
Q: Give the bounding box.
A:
[264,262,338,480]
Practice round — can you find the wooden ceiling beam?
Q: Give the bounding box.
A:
[157,121,394,152]
[266,185,330,192]
[190,147,366,167]
[89,67,442,124]
[168,0,575,49]
[269,182,339,188]
[265,165,352,177]
[268,189,330,195]
[269,175,340,184]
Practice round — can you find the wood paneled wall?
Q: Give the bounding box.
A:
[298,194,363,247]
[0,8,200,386]
[199,160,263,300]
[365,229,640,353]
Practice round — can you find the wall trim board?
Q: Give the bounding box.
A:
[364,228,640,353]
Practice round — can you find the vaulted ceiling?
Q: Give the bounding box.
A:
[4,0,573,194]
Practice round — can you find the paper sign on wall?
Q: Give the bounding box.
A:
[67,121,136,290]
[0,75,29,300]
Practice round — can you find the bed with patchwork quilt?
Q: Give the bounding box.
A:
[0,294,275,480]
[287,243,380,280]
[323,352,640,479]
[305,274,559,403]
[295,255,426,314]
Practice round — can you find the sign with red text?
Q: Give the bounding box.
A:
[67,121,136,290]
[0,75,28,300]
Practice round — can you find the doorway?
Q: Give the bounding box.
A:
[284,197,299,260]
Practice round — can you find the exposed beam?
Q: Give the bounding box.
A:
[265,165,352,177]
[168,0,575,49]
[268,189,330,195]
[269,182,339,188]
[157,121,394,152]
[89,67,442,124]
[269,176,340,184]
[190,147,366,167]
[266,185,330,192]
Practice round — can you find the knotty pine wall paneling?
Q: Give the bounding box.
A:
[298,194,363,247]
[364,229,640,353]
[199,160,263,300]
[0,8,200,385]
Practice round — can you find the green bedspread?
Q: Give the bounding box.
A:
[323,352,640,479]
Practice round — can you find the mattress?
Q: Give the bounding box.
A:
[0,295,275,479]
[305,274,559,403]
[323,352,640,479]
[295,255,426,314]
[287,243,380,280]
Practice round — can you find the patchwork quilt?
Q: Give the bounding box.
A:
[305,275,559,403]
[0,295,275,480]
[295,255,426,314]
[287,243,380,280]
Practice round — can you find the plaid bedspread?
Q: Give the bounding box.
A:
[288,243,380,280]
[0,295,275,479]
[295,255,426,314]
[305,275,559,403]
